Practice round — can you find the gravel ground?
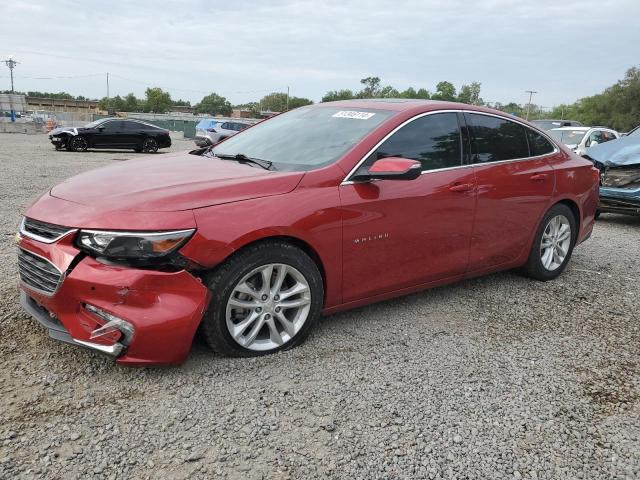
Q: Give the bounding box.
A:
[0,132,638,479]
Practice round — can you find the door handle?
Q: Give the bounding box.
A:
[530,173,548,182]
[448,183,474,193]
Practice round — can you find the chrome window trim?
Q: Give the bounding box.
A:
[19,217,77,244]
[18,247,66,297]
[340,109,560,185]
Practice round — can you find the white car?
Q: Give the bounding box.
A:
[194,120,251,147]
[549,126,620,156]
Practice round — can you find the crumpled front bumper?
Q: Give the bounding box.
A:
[18,234,210,366]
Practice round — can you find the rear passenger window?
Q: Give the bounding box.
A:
[367,113,462,172]
[526,129,555,156]
[467,113,529,162]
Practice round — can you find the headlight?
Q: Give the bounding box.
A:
[76,229,194,259]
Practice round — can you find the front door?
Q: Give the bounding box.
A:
[339,112,476,303]
[92,120,123,147]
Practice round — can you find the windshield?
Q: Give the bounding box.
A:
[549,129,586,146]
[628,126,640,137]
[84,118,112,128]
[212,106,393,171]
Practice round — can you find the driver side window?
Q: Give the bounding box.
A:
[363,113,462,172]
[587,130,604,145]
[101,121,119,131]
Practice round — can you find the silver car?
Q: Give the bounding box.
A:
[194,120,251,147]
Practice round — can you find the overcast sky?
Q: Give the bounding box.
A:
[2,0,639,107]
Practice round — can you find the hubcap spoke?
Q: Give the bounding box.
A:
[274,311,296,337]
[265,317,284,346]
[542,248,554,269]
[279,297,311,309]
[230,310,260,340]
[228,297,259,309]
[278,282,308,301]
[259,265,274,295]
[271,265,288,296]
[234,282,259,299]
[243,315,266,345]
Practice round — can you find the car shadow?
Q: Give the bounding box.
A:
[597,213,640,226]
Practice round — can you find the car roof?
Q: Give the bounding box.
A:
[314,98,517,117]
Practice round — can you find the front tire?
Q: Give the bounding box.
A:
[70,136,88,152]
[522,204,576,281]
[200,241,324,357]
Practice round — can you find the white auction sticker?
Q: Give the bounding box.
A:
[332,111,375,120]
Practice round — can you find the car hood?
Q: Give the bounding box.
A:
[50,151,305,212]
[586,136,640,167]
[50,126,79,136]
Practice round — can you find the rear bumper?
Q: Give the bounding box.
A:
[18,235,210,366]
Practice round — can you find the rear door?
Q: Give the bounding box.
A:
[339,112,476,302]
[465,113,555,272]
[120,120,144,147]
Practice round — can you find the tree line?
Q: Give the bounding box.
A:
[4,66,638,130]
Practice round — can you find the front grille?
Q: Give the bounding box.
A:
[18,248,64,296]
[21,217,74,243]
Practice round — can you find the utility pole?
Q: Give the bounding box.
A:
[525,90,537,120]
[3,55,19,93]
[106,72,110,100]
[285,86,289,111]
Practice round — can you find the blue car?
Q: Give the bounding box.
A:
[585,130,640,217]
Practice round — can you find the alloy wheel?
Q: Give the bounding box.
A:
[540,214,571,271]
[72,137,88,152]
[225,263,311,351]
[143,138,158,153]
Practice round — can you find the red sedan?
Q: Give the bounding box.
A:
[18,100,599,366]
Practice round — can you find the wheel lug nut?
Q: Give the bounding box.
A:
[274,295,280,301]
[261,294,268,301]
[256,307,262,313]
[264,314,271,319]
[275,307,281,313]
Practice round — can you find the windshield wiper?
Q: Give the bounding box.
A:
[214,153,274,171]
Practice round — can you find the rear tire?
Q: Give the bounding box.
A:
[522,204,576,281]
[142,137,158,153]
[200,241,324,357]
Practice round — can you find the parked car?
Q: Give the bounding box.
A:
[531,119,583,131]
[49,118,171,153]
[18,100,599,365]
[549,126,620,156]
[583,135,640,217]
[194,119,250,147]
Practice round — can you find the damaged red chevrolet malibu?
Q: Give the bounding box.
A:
[17,100,600,366]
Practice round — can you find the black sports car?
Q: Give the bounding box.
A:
[49,118,172,153]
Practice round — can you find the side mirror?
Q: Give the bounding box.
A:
[354,157,422,181]
[589,140,599,148]
[97,126,105,131]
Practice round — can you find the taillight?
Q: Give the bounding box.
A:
[591,166,600,185]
